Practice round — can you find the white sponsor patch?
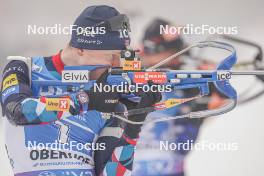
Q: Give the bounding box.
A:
[217,71,231,80]
[62,70,89,83]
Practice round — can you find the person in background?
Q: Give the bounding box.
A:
[133,18,225,176]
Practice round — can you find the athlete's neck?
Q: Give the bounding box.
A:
[61,47,80,66]
[60,45,107,80]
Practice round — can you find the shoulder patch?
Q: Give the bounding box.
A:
[1,85,19,103]
[2,74,18,91]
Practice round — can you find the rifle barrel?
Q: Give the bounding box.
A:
[231,70,264,75]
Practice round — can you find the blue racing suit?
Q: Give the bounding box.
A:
[1,52,137,176]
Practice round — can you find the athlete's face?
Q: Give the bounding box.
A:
[78,49,121,67]
[77,49,121,80]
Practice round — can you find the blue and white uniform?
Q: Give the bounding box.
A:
[1,53,136,176]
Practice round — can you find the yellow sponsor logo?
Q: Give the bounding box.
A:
[164,98,182,108]
[2,74,18,91]
[46,98,70,111]
[123,60,141,71]
[164,97,199,108]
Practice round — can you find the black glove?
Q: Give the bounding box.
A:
[121,82,162,138]
[86,70,120,113]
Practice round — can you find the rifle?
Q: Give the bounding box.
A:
[189,35,264,104]
[31,41,264,124]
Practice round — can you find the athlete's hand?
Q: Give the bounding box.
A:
[122,82,162,138]
[121,81,162,110]
[85,70,120,113]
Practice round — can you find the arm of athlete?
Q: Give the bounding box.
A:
[92,79,162,175]
[0,60,79,125]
